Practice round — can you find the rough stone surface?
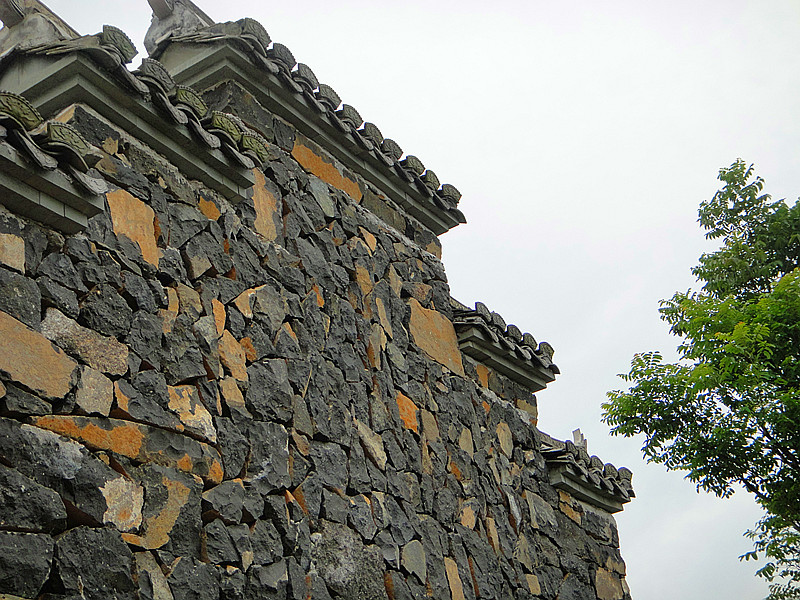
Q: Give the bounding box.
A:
[106,188,159,267]
[0,267,41,328]
[56,526,137,600]
[32,415,223,484]
[0,233,25,273]
[0,309,76,399]
[41,307,128,376]
[0,531,53,598]
[408,298,465,375]
[75,365,114,416]
[311,520,386,600]
[0,463,67,533]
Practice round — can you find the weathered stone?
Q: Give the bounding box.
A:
[107,188,159,266]
[496,421,513,458]
[32,415,224,484]
[400,538,426,581]
[202,479,245,523]
[56,526,137,600]
[308,177,336,218]
[0,268,40,328]
[219,330,248,382]
[348,494,377,540]
[124,464,202,555]
[0,383,51,416]
[167,556,219,600]
[444,557,466,600]
[595,567,624,600]
[129,310,164,368]
[248,560,289,595]
[249,518,282,566]
[214,417,249,480]
[162,314,207,384]
[311,442,348,491]
[526,574,542,595]
[558,573,595,600]
[205,518,239,564]
[245,360,293,423]
[135,551,175,600]
[292,137,362,202]
[37,275,80,318]
[80,282,133,338]
[114,376,181,432]
[0,417,140,528]
[244,420,290,492]
[355,418,387,471]
[0,532,53,598]
[395,391,418,434]
[168,384,217,443]
[75,365,114,416]
[251,169,282,242]
[0,463,67,533]
[37,252,86,292]
[0,309,76,399]
[41,307,127,376]
[407,298,464,375]
[311,520,386,600]
[0,233,25,273]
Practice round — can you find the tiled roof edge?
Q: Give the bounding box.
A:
[145,4,466,235]
[0,90,106,232]
[537,430,635,514]
[452,299,559,393]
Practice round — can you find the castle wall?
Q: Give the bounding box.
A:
[0,11,632,600]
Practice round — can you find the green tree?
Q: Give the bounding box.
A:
[602,159,800,599]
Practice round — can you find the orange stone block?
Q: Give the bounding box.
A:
[251,169,281,241]
[0,310,76,399]
[219,330,248,382]
[198,196,221,221]
[106,189,159,267]
[496,422,513,457]
[212,298,226,335]
[408,299,464,376]
[444,557,466,600]
[475,364,490,388]
[123,475,191,549]
[291,139,362,202]
[32,415,223,484]
[595,568,624,600]
[0,232,25,273]
[396,391,419,433]
[167,385,217,444]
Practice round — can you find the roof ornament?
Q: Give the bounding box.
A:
[572,428,587,451]
[0,0,80,56]
[22,24,148,95]
[0,0,24,28]
[145,0,215,57]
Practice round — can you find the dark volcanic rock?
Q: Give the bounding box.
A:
[0,463,67,533]
[311,520,387,600]
[37,252,86,292]
[168,556,220,600]
[55,526,137,600]
[80,282,133,338]
[0,531,54,597]
[38,275,79,318]
[0,267,41,328]
[245,360,293,423]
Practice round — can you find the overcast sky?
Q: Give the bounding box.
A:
[40,1,800,598]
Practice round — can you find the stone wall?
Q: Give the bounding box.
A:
[0,4,633,600]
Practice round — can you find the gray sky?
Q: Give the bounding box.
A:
[42,1,800,598]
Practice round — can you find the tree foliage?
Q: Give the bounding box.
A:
[603,159,800,598]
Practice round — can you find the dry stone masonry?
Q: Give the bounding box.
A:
[0,1,634,599]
